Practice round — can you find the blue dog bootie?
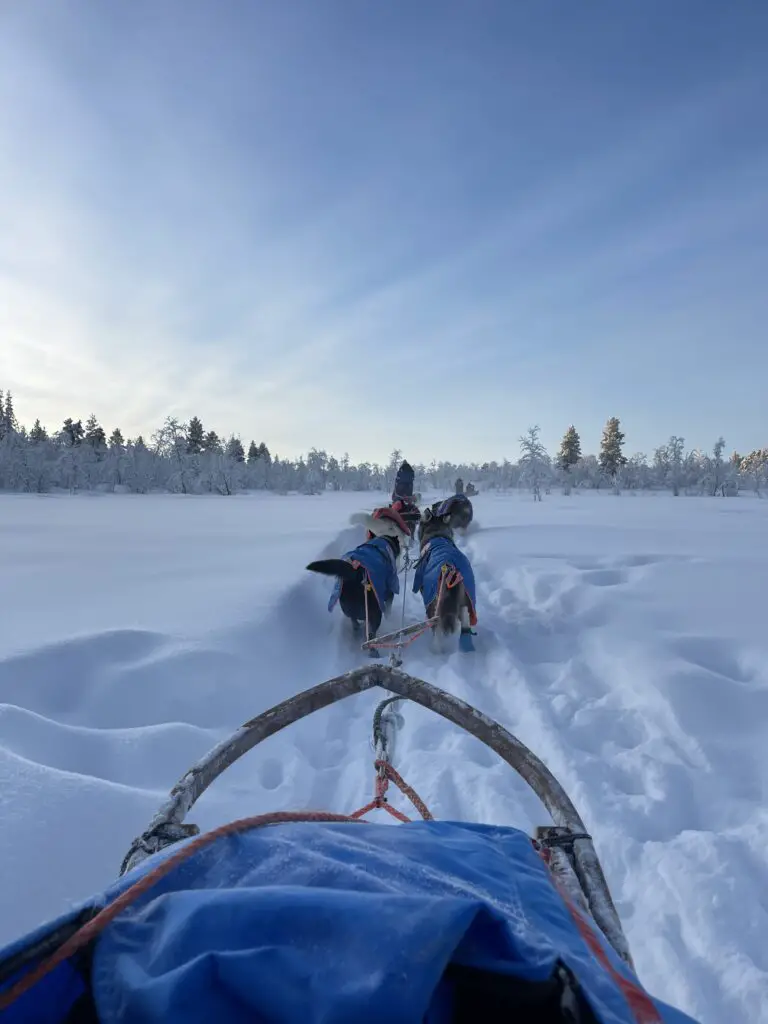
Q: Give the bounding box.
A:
[459,629,476,653]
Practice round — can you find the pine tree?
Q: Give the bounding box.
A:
[62,418,84,446]
[557,426,582,472]
[29,419,48,443]
[84,414,106,449]
[202,430,222,454]
[186,416,205,454]
[257,442,272,464]
[109,427,125,451]
[598,417,627,477]
[3,391,17,434]
[226,436,245,462]
[247,440,259,463]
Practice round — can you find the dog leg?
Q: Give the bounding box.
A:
[458,604,476,653]
[438,579,463,637]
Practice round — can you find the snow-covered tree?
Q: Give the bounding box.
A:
[186,416,205,454]
[225,436,245,463]
[152,417,186,457]
[665,436,685,496]
[60,418,84,446]
[109,427,125,452]
[556,425,582,494]
[598,417,627,479]
[709,437,727,496]
[202,430,222,454]
[518,425,550,501]
[557,426,581,472]
[84,414,106,451]
[0,390,762,501]
[738,448,768,496]
[29,419,48,443]
[2,391,18,436]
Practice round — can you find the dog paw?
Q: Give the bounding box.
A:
[459,631,476,653]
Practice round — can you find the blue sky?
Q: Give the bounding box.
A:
[1,1,766,465]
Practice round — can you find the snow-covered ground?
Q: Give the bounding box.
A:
[1,490,767,1023]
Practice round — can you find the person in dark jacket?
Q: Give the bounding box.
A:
[391,460,421,535]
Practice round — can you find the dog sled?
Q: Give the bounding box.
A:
[0,665,698,1024]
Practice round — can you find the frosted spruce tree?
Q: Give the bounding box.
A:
[2,391,18,436]
[557,425,582,493]
[598,417,627,484]
[225,436,245,463]
[84,414,106,450]
[109,428,125,452]
[29,419,48,443]
[61,418,84,446]
[519,425,550,501]
[186,416,205,454]
[203,430,222,454]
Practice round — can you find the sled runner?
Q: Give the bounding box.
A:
[0,667,698,1024]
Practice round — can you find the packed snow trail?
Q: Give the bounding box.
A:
[0,491,767,1024]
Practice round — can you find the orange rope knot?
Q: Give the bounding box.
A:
[350,760,434,823]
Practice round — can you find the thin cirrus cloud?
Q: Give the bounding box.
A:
[1,1,767,465]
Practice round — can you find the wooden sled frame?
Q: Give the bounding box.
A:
[120,665,634,969]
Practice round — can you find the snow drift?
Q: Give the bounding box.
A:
[0,490,766,1023]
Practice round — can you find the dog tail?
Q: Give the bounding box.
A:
[306,559,360,582]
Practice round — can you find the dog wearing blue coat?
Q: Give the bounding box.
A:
[306,507,411,655]
[413,499,477,653]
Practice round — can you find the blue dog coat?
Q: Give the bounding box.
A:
[329,536,400,612]
[413,536,477,625]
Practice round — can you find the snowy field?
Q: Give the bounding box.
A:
[1,490,767,1023]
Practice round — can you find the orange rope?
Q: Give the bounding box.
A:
[350,760,434,823]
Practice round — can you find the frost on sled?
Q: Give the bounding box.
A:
[0,666,700,1024]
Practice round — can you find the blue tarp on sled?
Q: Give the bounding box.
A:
[0,820,698,1024]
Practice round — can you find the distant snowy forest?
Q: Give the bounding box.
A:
[0,389,766,498]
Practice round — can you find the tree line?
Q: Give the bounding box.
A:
[0,390,766,498]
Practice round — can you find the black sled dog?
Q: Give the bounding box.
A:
[306,507,411,656]
[413,500,478,653]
